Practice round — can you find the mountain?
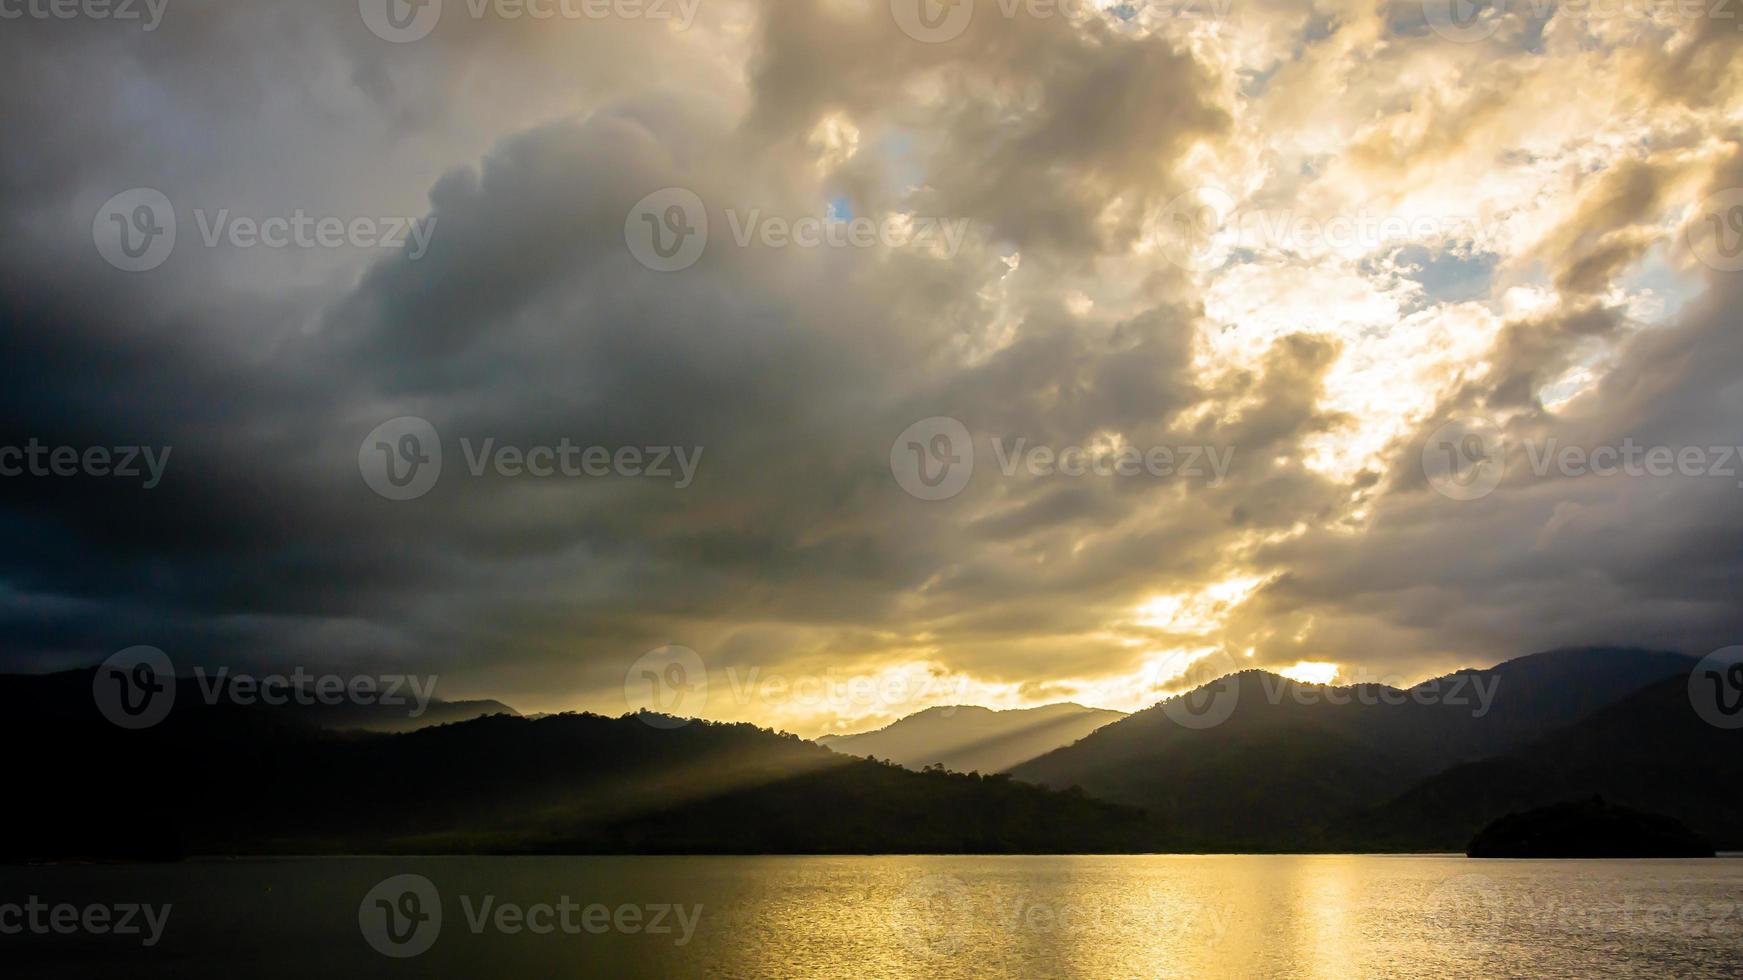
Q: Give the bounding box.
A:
[816,702,1126,774]
[280,696,520,733]
[17,647,1720,857]
[1,670,1160,859]
[1339,674,1743,850]
[1008,648,1698,850]
[1465,797,1714,858]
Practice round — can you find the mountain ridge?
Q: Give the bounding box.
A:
[817,701,1126,774]
[1,676,1160,859]
[1008,647,1701,850]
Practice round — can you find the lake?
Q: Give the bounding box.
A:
[3,855,1741,977]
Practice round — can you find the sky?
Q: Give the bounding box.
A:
[1,0,1741,737]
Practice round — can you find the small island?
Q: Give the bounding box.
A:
[1467,797,1715,858]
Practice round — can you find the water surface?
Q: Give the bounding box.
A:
[4,855,1740,977]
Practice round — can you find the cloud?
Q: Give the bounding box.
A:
[0,0,1740,734]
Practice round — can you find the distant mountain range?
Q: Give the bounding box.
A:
[1339,670,1743,851]
[278,695,521,733]
[1008,647,1740,850]
[2,670,1153,860]
[817,702,1126,774]
[9,646,1737,857]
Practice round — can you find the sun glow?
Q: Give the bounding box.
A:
[1134,575,1269,634]
[1277,661,1340,685]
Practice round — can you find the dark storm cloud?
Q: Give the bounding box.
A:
[0,0,1740,729]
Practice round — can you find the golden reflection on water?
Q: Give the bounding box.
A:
[690,854,1743,979]
[6,854,1740,978]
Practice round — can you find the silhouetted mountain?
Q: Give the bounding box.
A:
[816,702,1126,774]
[14,647,1724,857]
[1009,648,1699,850]
[1341,674,1743,850]
[282,696,520,733]
[1466,796,1714,858]
[1,672,1159,859]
